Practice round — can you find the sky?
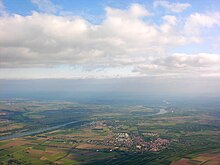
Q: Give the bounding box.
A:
[0,0,220,79]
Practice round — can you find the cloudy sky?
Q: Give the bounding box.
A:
[0,0,220,79]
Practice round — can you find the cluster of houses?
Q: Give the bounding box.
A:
[87,120,172,152]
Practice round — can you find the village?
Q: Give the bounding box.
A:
[87,120,172,152]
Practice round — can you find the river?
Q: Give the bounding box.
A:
[0,108,167,141]
[0,120,81,141]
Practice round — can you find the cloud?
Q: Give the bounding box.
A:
[162,15,177,25]
[0,4,187,68]
[31,0,61,14]
[154,0,191,13]
[0,0,7,16]
[184,12,220,35]
[134,53,220,76]
[0,3,219,78]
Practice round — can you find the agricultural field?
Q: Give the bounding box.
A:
[0,99,220,164]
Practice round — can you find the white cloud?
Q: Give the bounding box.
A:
[128,3,150,17]
[0,0,7,16]
[134,53,220,76]
[154,0,191,13]
[162,15,177,25]
[0,3,220,78]
[31,0,60,14]
[184,12,220,35]
[1,4,187,68]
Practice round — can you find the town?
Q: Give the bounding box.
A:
[86,120,172,152]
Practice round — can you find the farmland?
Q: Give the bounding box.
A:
[0,99,220,164]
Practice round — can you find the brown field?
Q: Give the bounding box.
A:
[172,153,220,165]
[40,156,48,161]
[66,128,112,140]
[45,149,60,155]
[27,149,45,158]
[193,153,220,165]
[0,123,23,132]
[171,158,199,165]
[54,161,62,164]
[76,143,112,150]
[0,139,30,148]
[0,132,11,136]
[45,143,72,149]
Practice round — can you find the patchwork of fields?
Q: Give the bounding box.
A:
[0,99,220,164]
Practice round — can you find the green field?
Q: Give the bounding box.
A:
[0,99,220,164]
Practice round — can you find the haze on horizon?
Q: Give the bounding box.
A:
[0,0,220,100]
